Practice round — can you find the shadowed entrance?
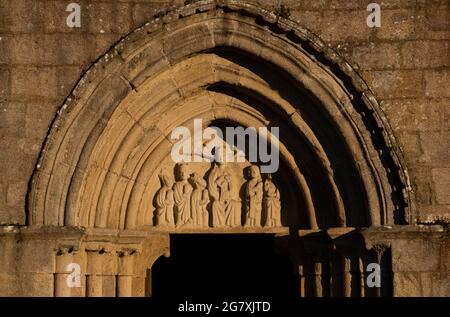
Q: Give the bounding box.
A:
[151,234,298,297]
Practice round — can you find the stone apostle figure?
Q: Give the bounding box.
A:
[173,163,193,227]
[154,168,175,227]
[244,165,263,227]
[190,173,209,227]
[263,173,281,227]
[208,161,241,227]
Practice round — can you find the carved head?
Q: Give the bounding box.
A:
[176,163,189,181]
[249,165,261,180]
[158,168,173,187]
[190,173,206,189]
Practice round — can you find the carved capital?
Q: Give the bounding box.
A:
[117,248,138,257]
[371,243,391,259]
[55,245,79,256]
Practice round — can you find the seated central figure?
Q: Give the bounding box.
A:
[208,161,241,228]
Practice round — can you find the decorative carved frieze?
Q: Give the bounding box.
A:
[153,163,282,229]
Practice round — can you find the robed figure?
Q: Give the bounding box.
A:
[190,173,209,227]
[154,169,175,227]
[263,174,281,227]
[173,163,193,227]
[244,165,263,227]
[208,162,241,227]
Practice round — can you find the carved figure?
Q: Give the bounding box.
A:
[208,162,241,227]
[154,168,175,227]
[190,173,209,227]
[173,163,192,227]
[263,174,281,227]
[244,165,263,227]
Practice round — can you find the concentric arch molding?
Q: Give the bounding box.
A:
[27,0,415,230]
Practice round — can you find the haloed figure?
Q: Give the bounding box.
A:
[155,169,175,227]
[190,173,209,227]
[263,174,281,227]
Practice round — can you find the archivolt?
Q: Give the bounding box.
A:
[27,0,414,230]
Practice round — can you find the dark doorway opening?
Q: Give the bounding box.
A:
[151,234,298,298]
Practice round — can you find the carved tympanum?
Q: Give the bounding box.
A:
[154,163,282,229]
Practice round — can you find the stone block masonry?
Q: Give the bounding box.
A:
[0,0,447,225]
[0,0,448,297]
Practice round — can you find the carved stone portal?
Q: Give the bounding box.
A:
[153,163,282,229]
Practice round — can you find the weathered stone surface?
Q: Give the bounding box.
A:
[0,237,17,274]
[401,40,450,68]
[25,101,59,139]
[417,205,450,224]
[391,239,441,272]
[419,132,450,166]
[19,272,54,296]
[0,68,10,98]
[424,3,450,31]
[425,70,450,98]
[86,251,118,276]
[320,10,371,42]
[380,98,447,132]
[352,42,402,70]
[362,70,424,99]
[10,67,59,100]
[290,10,322,34]
[393,272,422,296]
[85,2,132,36]
[431,168,450,205]
[420,272,450,297]
[0,0,449,298]
[19,239,56,273]
[6,181,28,208]
[376,9,421,40]
[0,0,39,33]
[0,102,26,137]
[0,273,19,296]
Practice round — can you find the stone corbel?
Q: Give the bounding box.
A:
[55,244,80,256]
[116,247,138,257]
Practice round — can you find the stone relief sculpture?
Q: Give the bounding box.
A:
[208,162,241,227]
[190,172,209,227]
[244,165,263,227]
[154,168,175,227]
[263,174,282,227]
[153,163,282,229]
[173,163,193,228]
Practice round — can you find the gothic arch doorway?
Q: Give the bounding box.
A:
[26,1,412,297]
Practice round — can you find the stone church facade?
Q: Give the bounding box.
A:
[0,0,448,296]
